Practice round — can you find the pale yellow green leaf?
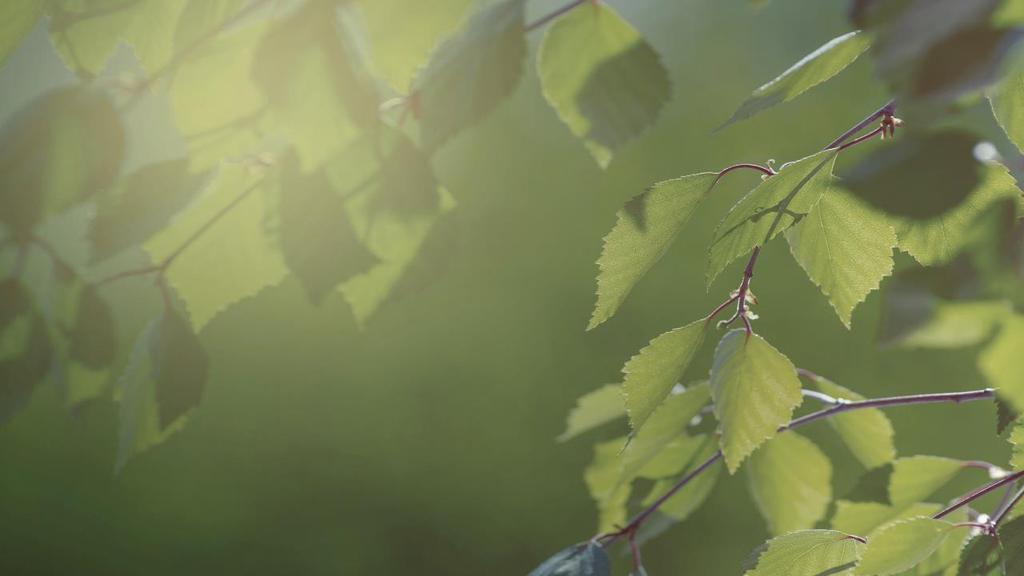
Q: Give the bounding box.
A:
[558,384,625,442]
[744,530,865,576]
[746,432,833,535]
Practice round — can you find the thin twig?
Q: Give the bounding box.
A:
[934,470,1024,520]
[524,0,590,32]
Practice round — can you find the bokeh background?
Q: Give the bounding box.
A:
[0,1,1013,574]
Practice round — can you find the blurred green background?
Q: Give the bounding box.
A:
[0,1,1012,574]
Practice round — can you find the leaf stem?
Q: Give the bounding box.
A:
[824,99,896,150]
[599,386,997,545]
[934,470,1024,520]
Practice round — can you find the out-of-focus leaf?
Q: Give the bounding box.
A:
[958,534,1005,576]
[48,0,188,75]
[1010,423,1024,470]
[90,158,209,262]
[253,1,378,171]
[173,0,245,54]
[537,2,670,167]
[621,384,711,481]
[621,320,707,432]
[996,398,1017,436]
[708,151,836,288]
[144,166,288,331]
[354,0,473,91]
[558,384,625,442]
[746,432,832,535]
[812,377,896,469]
[856,517,960,576]
[67,284,115,370]
[992,50,1024,155]
[277,153,378,304]
[844,464,894,505]
[844,131,980,220]
[880,284,1007,350]
[589,172,717,330]
[979,314,1024,412]
[0,85,124,237]
[0,0,41,68]
[640,437,720,523]
[743,530,864,576]
[999,516,1024,575]
[410,0,525,151]
[831,456,965,535]
[710,330,803,473]
[721,31,871,128]
[154,306,207,429]
[528,541,610,576]
[0,279,52,424]
[170,21,273,171]
[892,164,1023,266]
[785,189,896,327]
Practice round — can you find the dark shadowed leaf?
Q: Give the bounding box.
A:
[411,0,525,151]
[154,307,209,429]
[996,398,1018,436]
[528,541,610,576]
[372,132,441,216]
[721,30,871,129]
[537,2,670,167]
[90,159,209,261]
[0,279,53,424]
[278,153,379,304]
[844,464,894,506]
[844,130,981,219]
[0,85,124,237]
[68,284,116,370]
[958,534,1004,576]
[1000,516,1024,575]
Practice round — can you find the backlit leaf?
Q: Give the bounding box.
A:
[621,320,708,431]
[832,502,942,539]
[855,517,959,576]
[722,31,872,128]
[958,534,1005,576]
[410,0,526,151]
[0,279,52,424]
[744,530,864,576]
[992,50,1024,155]
[537,2,670,167]
[154,306,208,429]
[0,0,41,68]
[979,314,1024,412]
[710,330,803,473]
[640,437,721,522]
[708,151,837,288]
[812,376,896,469]
[746,432,832,535]
[558,384,625,442]
[785,189,896,327]
[590,172,717,329]
[90,158,209,261]
[144,166,288,331]
[999,516,1024,575]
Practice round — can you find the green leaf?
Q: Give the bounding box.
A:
[710,330,803,473]
[621,383,711,480]
[744,530,865,576]
[537,2,670,168]
[855,517,959,576]
[354,0,473,91]
[0,85,124,238]
[882,296,1007,350]
[998,516,1024,575]
[528,541,610,576]
[722,31,872,128]
[173,0,245,54]
[785,189,896,327]
[996,397,1017,436]
[746,432,833,535]
[708,150,837,289]
[844,465,894,505]
[892,163,1023,267]
[1009,424,1024,470]
[0,0,41,68]
[584,438,633,530]
[812,377,896,469]
[144,166,288,331]
[558,384,625,442]
[170,21,273,171]
[916,508,970,575]
[590,172,717,329]
[980,314,1024,413]
[991,50,1024,155]
[410,0,526,151]
[621,320,708,431]
[153,306,208,429]
[958,534,1005,576]
[90,158,209,262]
[67,284,116,370]
[0,279,53,424]
[277,153,378,304]
[832,456,965,535]
[640,437,721,522]
[844,130,981,220]
[252,1,378,171]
